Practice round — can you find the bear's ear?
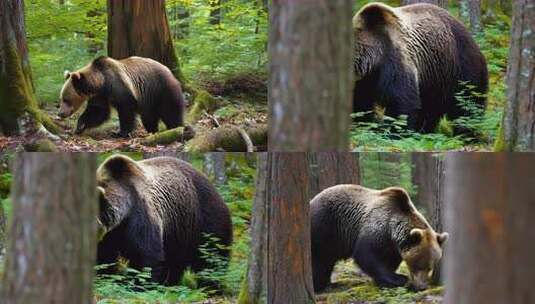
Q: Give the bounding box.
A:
[355,3,400,30]
[437,232,449,246]
[64,70,71,80]
[381,187,412,213]
[100,154,143,180]
[408,228,424,245]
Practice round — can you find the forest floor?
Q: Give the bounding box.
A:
[0,81,267,152]
[316,260,444,304]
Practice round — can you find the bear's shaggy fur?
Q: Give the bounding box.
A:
[96,155,233,285]
[59,56,185,137]
[310,184,448,292]
[352,3,488,132]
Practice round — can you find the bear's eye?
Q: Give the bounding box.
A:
[63,98,72,106]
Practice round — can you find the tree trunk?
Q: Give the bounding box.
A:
[203,153,226,185]
[401,0,448,9]
[269,0,353,151]
[238,153,268,304]
[209,0,222,25]
[0,0,57,136]
[107,0,184,83]
[499,0,535,151]
[443,153,535,304]
[469,0,482,33]
[267,153,315,303]
[1,153,97,303]
[459,0,470,23]
[411,153,445,284]
[308,152,360,199]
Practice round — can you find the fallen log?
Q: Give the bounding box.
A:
[185,125,267,152]
[141,126,196,147]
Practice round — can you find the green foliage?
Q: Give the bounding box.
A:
[94,266,209,303]
[169,0,267,82]
[360,153,415,197]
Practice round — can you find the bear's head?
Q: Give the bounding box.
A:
[58,57,107,118]
[352,3,403,80]
[401,226,448,291]
[96,154,146,236]
[382,187,449,291]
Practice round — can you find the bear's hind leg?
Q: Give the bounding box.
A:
[353,237,407,288]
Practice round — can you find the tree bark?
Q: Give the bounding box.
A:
[269,0,353,151]
[411,153,445,284]
[267,153,315,303]
[443,153,535,304]
[203,153,227,185]
[107,0,185,82]
[0,0,57,135]
[308,152,360,200]
[1,153,97,303]
[469,0,482,33]
[500,0,535,151]
[238,153,268,304]
[401,0,448,9]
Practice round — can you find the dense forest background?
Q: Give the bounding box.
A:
[0,0,267,152]
[0,153,257,303]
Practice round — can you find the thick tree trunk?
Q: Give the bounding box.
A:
[500,0,535,151]
[402,0,448,9]
[238,153,268,304]
[308,152,360,199]
[1,153,97,303]
[267,153,315,303]
[107,0,184,83]
[443,153,535,304]
[0,0,57,136]
[411,153,445,284]
[269,0,353,151]
[469,0,482,33]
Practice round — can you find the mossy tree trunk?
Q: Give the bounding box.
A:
[1,153,97,303]
[307,152,360,200]
[267,153,316,303]
[443,153,535,304]
[269,0,353,151]
[500,0,535,151]
[238,153,268,304]
[107,0,185,84]
[0,0,57,136]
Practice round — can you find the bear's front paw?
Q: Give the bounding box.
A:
[375,273,408,288]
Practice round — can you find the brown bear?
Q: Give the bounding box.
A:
[59,56,185,137]
[310,184,448,292]
[352,3,488,133]
[96,154,233,286]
